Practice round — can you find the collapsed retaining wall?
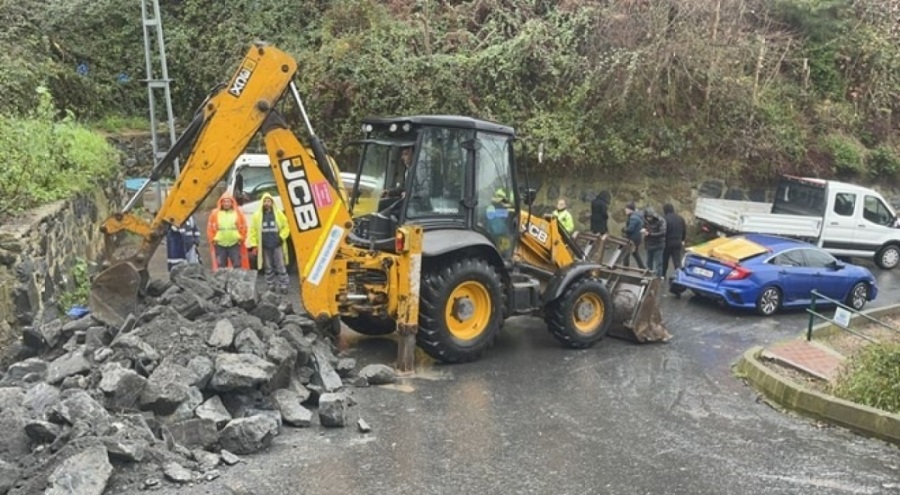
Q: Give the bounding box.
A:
[0,182,122,351]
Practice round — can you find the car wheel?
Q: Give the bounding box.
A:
[875,244,900,270]
[846,282,869,311]
[755,286,781,316]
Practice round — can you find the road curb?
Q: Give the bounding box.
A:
[735,346,900,445]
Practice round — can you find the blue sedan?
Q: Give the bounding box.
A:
[670,234,878,316]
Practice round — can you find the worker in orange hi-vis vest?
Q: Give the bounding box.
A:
[206,192,249,270]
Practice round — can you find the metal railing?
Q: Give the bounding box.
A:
[806,290,899,342]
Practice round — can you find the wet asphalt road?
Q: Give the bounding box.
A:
[156,258,900,495]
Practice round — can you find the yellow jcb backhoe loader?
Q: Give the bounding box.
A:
[91,42,669,372]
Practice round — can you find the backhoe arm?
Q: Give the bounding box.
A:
[91,44,300,326]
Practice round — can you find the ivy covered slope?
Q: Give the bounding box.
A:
[1,0,897,183]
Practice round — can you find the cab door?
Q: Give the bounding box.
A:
[473,132,517,258]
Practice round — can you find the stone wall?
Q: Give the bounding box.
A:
[0,182,122,348]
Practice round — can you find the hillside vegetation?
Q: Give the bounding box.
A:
[1,0,898,186]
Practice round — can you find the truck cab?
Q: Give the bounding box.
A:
[695,175,900,269]
[779,177,900,269]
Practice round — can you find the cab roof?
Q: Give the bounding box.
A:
[362,115,515,136]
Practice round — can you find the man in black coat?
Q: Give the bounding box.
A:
[622,201,646,269]
[662,203,687,279]
[590,190,611,237]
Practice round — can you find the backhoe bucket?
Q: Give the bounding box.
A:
[89,261,142,328]
[576,233,672,343]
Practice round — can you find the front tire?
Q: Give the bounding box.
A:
[545,277,613,348]
[417,258,503,363]
[845,282,869,311]
[341,313,396,336]
[875,244,900,270]
[756,286,782,316]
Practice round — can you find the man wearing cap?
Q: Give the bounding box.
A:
[622,201,646,269]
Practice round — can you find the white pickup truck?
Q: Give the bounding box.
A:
[695,175,900,269]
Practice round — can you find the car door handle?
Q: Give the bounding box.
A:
[857,225,866,228]
[830,222,839,225]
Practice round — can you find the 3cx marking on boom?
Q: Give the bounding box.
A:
[228,60,256,97]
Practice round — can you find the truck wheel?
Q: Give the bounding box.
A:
[341,314,396,336]
[545,277,612,348]
[417,258,503,363]
[845,282,869,311]
[755,286,782,316]
[875,244,900,269]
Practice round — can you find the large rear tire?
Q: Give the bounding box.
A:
[341,314,396,336]
[417,258,503,363]
[545,277,612,348]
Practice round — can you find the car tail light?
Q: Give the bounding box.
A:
[725,265,752,280]
[395,230,406,252]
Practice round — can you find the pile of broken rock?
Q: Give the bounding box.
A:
[0,264,397,494]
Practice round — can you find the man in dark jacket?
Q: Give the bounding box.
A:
[662,203,687,279]
[621,202,646,269]
[590,190,611,237]
[642,206,667,277]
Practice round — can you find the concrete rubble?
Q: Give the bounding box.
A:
[0,264,375,493]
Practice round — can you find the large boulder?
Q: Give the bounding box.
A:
[218,415,279,455]
[210,354,276,392]
[44,444,113,495]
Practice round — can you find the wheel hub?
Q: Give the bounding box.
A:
[575,300,596,323]
[451,297,476,322]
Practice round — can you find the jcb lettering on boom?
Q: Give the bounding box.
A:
[527,223,549,244]
[280,157,321,231]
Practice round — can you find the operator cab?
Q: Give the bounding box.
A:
[347,116,519,256]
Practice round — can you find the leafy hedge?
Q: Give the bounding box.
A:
[0,0,898,182]
[0,87,119,216]
[832,342,900,414]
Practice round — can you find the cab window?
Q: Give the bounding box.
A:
[832,193,856,217]
[863,195,894,226]
[406,127,469,218]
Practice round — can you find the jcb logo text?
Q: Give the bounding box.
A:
[280,158,321,231]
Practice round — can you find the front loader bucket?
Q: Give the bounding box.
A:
[576,233,672,343]
[606,275,671,342]
[89,261,142,328]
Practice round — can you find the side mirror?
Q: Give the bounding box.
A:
[830,260,845,270]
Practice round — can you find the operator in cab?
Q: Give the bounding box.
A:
[378,146,413,217]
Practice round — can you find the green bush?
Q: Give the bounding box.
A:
[832,342,900,414]
[57,258,90,312]
[0,86,119,216]
[820,133,867,175]
[867,145,900,179]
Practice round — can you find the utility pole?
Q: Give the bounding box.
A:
[140,0,179,209]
